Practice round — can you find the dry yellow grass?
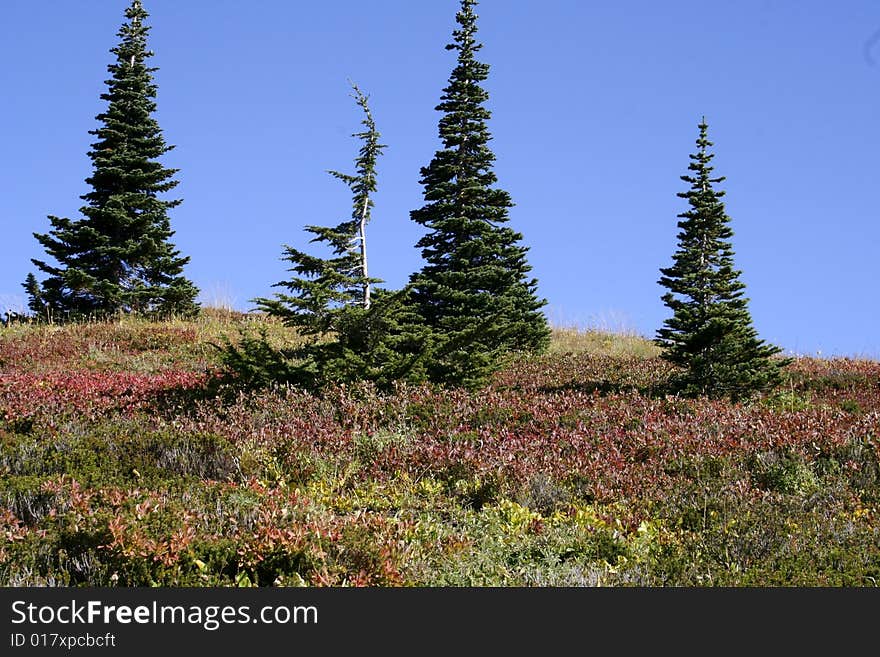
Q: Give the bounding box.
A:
[1,311,661,374]
[548,326,660,358]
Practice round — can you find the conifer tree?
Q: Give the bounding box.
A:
[255,82,385,336]
[240,84,430,390]
[22,273,46,319]
[331,83,385,311]
[26,0,198,319]
[656,118,787,399]
[407,0,549,387]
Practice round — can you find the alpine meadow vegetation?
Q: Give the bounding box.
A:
[4,0,877,590]
[1,315,878,586]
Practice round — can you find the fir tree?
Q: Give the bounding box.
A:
[22,273,46,319]
[27,0,198,319]
[330,82,385,311]
[407,0,549,387]
[656,118,787,399]
[255,82,385,336]
[241,84,430,390]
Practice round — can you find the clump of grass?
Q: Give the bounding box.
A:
[549,325,660,358]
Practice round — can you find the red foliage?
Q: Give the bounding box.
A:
[0,370,211,426]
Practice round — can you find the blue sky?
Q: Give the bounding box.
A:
[1,0,878,358]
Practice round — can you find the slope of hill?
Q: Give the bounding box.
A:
[1,311,878,586]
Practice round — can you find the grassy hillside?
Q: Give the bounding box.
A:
[1,311,878,586]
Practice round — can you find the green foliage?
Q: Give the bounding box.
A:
[405,0,550,388]
[220,288,431,392]
[649,447,880,586]
[656,119,788,400]
[27,1,198,320]
[1,425,238,487]
[749,449,819,496]
[22,274,46,319]
[840,399,864,414]
[242,84,429,391]
[255,82,385,332]
[761,384,813,412]
[216,324,315,391]
[315,288,432,389]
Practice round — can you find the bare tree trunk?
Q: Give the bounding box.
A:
[359,195,371,309]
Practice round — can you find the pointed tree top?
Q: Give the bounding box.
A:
[695,117,713,157]
[449,0,481,52]
[126,0,147,21]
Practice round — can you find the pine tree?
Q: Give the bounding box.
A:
[26,0,198,320]
[656,118,787,399]
[22,273,46,319]
[407,0,549,387]
[255,82,385,336]
[241,84,430,390]
[330,82,385,311]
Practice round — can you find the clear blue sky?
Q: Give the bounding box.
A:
[1,0,878,358]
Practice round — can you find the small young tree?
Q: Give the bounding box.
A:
[656,118,787,399]
[22,273,46,319]
[26,0,198,320]
[236,84,430,390]
[255,82,385,335]
[407,0,549,388]
[330,82,385,311]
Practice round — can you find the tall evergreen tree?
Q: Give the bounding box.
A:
[407,0,549,387]
[26,0,198,319]
[656,118,787,399]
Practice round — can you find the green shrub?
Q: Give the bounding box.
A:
[749,449,818,496]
